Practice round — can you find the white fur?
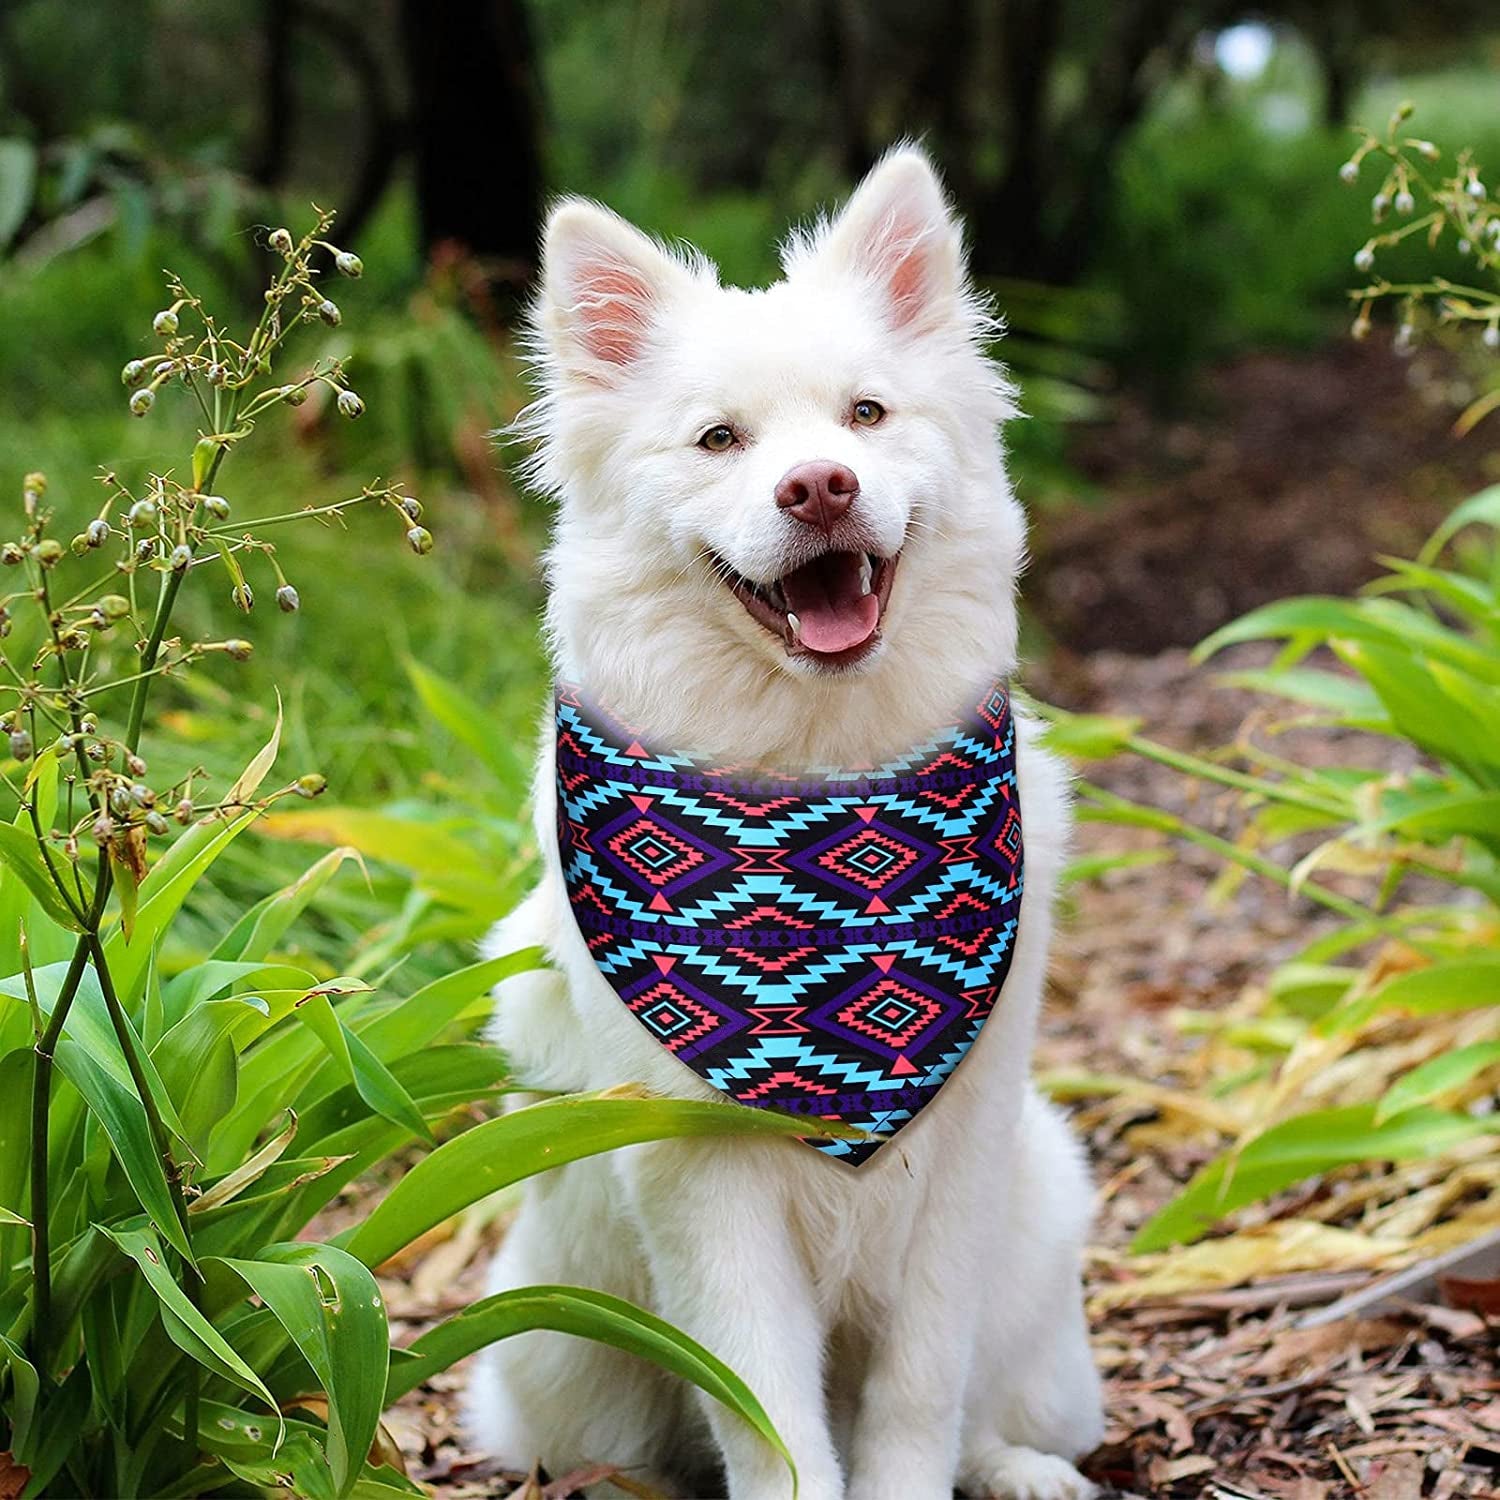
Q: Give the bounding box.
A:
[467,148,1104,1500]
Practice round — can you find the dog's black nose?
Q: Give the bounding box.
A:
[775,461,859,533]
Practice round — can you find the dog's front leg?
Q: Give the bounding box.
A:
[619,1140,844,1500]
[843,1168,980,1500]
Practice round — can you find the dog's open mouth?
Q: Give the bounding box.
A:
[716,549,901,668]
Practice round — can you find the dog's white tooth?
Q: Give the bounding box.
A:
[858,555,873,596]
[786,611,801,643]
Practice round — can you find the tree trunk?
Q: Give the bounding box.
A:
[399,0,544,297]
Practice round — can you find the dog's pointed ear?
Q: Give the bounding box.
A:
[799,147,965,332]
[538,199,697,377]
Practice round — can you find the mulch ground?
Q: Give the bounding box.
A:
[356,345,1500,1498]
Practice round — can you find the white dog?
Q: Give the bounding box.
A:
[466,148,1104,1500]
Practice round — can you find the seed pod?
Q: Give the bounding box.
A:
[336,250,363,278]
[9,730,32,762]
[126,753,147,776]
[282,384,308,407]
[152,360,175,381]
[87,518,110,547]
[1468,178,1487,201]
[100,594,131,619]
[129,499,158,527]
[145,810,169,836]
[152,309,179,336]
[136,538,157,564]
[129,389,155,417]
[1412,139,1440,161]
[225,638,253,661]
[59,628,88,650]
[36,539,64,568]
[0,544,21,566]
[206,361,227,386]
[400,496,423,521]
[1371,192,1389,221]
[1394,189,1415,215]
[268,227,294,255]
[174,797,194,825]
[86,739,108,762]
[70,533,91,556]
[0,608,9,638]
[336,389,364,420]
[170,544,193,573]
[1337,160,1358,184]
[1458,239,1472,256]
[122,359,149,387]
[1353,245,1375,273]
[294,772,327,798]
[316,298,342,327]
[276,583,300,613]
[232,582,254,612]
[202,494,231,520]
[1485,323,1500,351]
[405,525,434,555]
[110,785,131,815]
[91,814,115,843]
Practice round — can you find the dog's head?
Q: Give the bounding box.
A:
[526,148,1026,758]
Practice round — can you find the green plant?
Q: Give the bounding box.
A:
[0,215,822,1499]
[1037,117,1500,1273]
[1043,486,1500,1261]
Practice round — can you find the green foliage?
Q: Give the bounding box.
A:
[1048,486,1500,1253]
[0,219,803,1499]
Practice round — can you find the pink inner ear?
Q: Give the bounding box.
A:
[571,259,653,366]
[868,209,933,329]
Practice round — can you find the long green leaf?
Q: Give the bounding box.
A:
[405,658,527,786]
[0,822,82,931]
[387,1284,795,1484]
[152,995,267,1156]
[215,1244,388,1497]
[103,1223,280,1439]
[1323,956,1500,1034]
[1377,1042,1500,1122]
[343,1090,866,1269]
[57,1041,194,1263]
[1133,1104,1498,1252]
[296,993,433,1145]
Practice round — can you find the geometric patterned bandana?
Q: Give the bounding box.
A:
[554,678,1023,1166]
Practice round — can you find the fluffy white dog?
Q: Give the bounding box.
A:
[466,148,1104,1500]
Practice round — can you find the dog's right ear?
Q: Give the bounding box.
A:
[538,200,696,379]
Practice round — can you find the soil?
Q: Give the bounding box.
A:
[1026,341,1499,655]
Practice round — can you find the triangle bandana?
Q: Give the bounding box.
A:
[555,678,1024,1165]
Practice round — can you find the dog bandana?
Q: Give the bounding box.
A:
[554,679,1024,1165]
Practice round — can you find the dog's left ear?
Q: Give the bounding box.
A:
[802,147,965,333]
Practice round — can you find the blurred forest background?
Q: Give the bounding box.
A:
[1,0,1498,974]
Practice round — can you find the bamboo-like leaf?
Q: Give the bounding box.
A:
[1419,483,1500,561]
[104,1223,279,1438]
[355,948,543,1061]
[0,1332,39,1460]
[1377,1042,1500,1122]
[1133,1104,1498,1252]
[405,658,527,786]
[57,1041,194,1263]
[343,1090,867,1269]
[296,993,432,1145]
[0,822,82,931]
[386,1284,795,1486]
[152,995,267,1155]
[215,1243,388,1497]
[212,847,360,965]
[1322,956,1500,1034]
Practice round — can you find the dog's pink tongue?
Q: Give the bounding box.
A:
[782,552,878,655]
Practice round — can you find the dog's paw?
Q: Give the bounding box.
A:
[970,1446,1097,1500]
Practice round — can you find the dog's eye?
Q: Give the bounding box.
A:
[698,425,738,453]
[851,399,886,427]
